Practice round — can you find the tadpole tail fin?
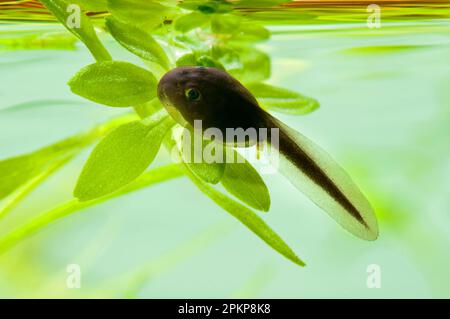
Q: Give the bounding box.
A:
[264,113,378,241]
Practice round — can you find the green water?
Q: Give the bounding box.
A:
[0,6,449,298]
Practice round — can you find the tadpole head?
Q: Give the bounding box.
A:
[157,66,210,127]
[157,66,263,142]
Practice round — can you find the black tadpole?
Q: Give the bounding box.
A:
[157,66,378,241]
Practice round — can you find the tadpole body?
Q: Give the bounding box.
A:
[157,66,378,240]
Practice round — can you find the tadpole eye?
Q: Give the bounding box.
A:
[185,88,201,102]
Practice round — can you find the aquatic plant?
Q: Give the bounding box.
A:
[0,0,327,266]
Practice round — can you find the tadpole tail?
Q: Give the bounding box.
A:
[262,112,379,241]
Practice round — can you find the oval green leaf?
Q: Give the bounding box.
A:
[105,17,170,70]
[68,61,157,107]
[74,113,172,201]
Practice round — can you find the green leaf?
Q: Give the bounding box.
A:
[68,61,157,107]
[39,0,111,61]
[107,0,177,30]
[174,12,210,33]
[74,112,173,201]
[105,17,170,70]
[246,82,319,115]
[222,150,270,212]
[183,163,304,267]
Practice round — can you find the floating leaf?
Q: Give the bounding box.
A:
[246,82,319,115]
[68,61,157,107]
[184,164,304,267]
[222,150,270,212]
[174,11,210,33]
[74,112,173,201]
[40,0,111,61]
[105,17,170,70]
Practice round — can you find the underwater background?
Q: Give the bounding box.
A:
[0,0,449,298]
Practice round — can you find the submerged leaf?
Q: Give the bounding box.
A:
[105,17,170,70]
[74,112,173,201]
[184,164,304,267]
[68,61,157,107]
[247,82,319,115]
[222,151,270,212]
[40,0,111,61]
